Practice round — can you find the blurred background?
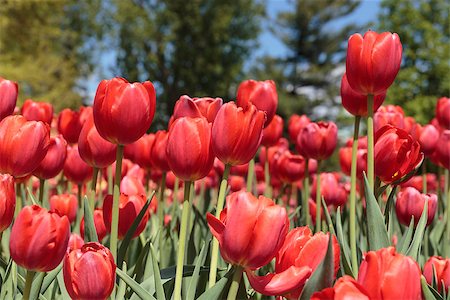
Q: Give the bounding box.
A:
[0,0,449,129]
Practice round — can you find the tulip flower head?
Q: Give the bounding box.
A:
[0,77,18,121]
[423,256,450,293]
[172,95,222,123]
[297,121,338,161]
[395,187,437,226]
[33,135,68,180]
[0,174,15,232]
[21,99,54,125]
[436,97,450,129]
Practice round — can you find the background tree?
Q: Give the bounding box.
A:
[378,0,450,124]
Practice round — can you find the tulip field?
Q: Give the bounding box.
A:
[0,30,450,300]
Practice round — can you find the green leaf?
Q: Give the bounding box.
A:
[117,262,127,300]
[336,207,354,277]
[398,218,415,254]
[30,272,46,300]
[27,187,38,205]
[421,275,441,300]
[56,271,71,299]
[187,239,210,300]
[406,201,428,261]
[383,186,397,229]
[299,234,335,300]
[364,173,390,250]
[150,244,166,300]
[117,191,155,268]
[39,265,61,295]
[197,269,234,300]
[322,198,335,236]
[83,196,98,243]
[116,268,156,300]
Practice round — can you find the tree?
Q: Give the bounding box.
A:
[0,1,103,111]
[110,0,264,127]
[378,0,450,124]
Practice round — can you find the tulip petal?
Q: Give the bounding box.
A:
[206,213,225,241]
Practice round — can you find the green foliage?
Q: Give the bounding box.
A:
[378,0,450,123]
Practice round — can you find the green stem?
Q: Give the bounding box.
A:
[264,150,272,198]
[367,94,374,192]
[38,179,45,204]
[246,158,255,192]
[315,161,322,233]
[158,172,167,264]
[110,145,124,262]
[349,115,361,278]
[173,181,192,300]
[23,270,35,300]
[209,164,231,288]
[303,158,311,228]
[171,177,180,220]
[422,162,427,194]
[108,164,113,195]
[227,266,244,300]
[90,167,99,212]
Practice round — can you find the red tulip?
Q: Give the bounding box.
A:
[0,77,18,121]
[10,205,70,272]
[346,30,402,95]
[80,209,107,242]
[395,187,437,226]
[21,99,53,124]
[410,123,440,156]
[309,199,326,227]
[246,227,340,299]
[340,73,385,116]
[311,173,348,207]
[93,77,156,145]
[150,130,170,172]
[288,114,310,145]
[166,117,215,181]
[120,174,146,196]
[274,151,306,183]
[124,133,155,169]
[237,79,278,126]
[311,276,370,300]
[68,233,85,252]
[33,135,67,179]
[374,105,405,132]
[207,191,289,270]
[49,194,78,224]
[339,146,367,179]
[404,116,417,134]
[357,247,421,299]
[436,130,450,169]
[0,115,50,178]
[228,176,246,192]
[212,102,265,166]
[0,174,15,232]
[103,193,154,239]
[436,97,450,129]
[102,159,132,183]
[57,108,87,144]
[297,121,338,160]
[423,256,450,293]
[63,242,116,300]
[400,174,438,193]
[374,125,423,183]
[64,145,93,184]
[78,114,117,168]
[172,95,222,123]
[261,114,283,147]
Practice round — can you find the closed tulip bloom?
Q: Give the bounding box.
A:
[64,145,93,184]
[103,193,153,239]
[374,125,423,183]
[275,151,306,183]
[358,247,421,299]
[339,146,367,179]
[151,130,170,172]
[410,123,440,156]
[0,115,50,178]
[374,105,405,132]
[166,117,215,181]
[120,174,146,196]
[404,116,417,134]
[436,130,450,170]
[212,102,265,166]
[80,209,107,242]
[436,97,450,129]
[57,108,86,144]
[93,77,156,145]
[50,194,78,224]
[63,242,116,300]
[124,133,155,169]
[261,115,283,147]
[395,187,437,226]
[297,121,338,160]
[228,176,246,192]
[21,99,54,124]
[346,30,402,95]
[10,205,70,272]
[0,77,18,121]
[237,79,278,126]
[0,174,15,232]
[400,174,438,193]
[246,227,340,299]
[172,95,222,123]
[311,276,370,300]
[68,233,85,252]
[33,135,67,179]
[207,191,289,270]
[288,114,310,145]
[311,173,348,207]
[423,256,450,293]
[340,73,385,116]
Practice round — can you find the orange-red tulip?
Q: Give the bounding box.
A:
[64,145,93,184]
[21,99,53,124]
[57,107,89,144]
[124,133,155,170]
[0,77,18,121]
[67,233,85,252]
[423,256,450,293]
[0,174,15,232]
[312,275,370,300]
[33,135,67,179]
[288,114,310,145]
[261,114,283,147]
[374,105,405,132]
[50,194,78,224]
[150,130,170,172]
[172,95,222,123]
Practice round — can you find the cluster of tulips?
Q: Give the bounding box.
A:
[0,29,449,300]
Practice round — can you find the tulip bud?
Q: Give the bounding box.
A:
[151,130,170,172]
[10,205,70,272]
[80,209,107,242]
[93,77,156,145]
[339,145,367,179]
[50,194,78,224]
[423,256,450,293]
[436,130,450,170]
[274,151,306,183]
[311,173,348,207]
[0,77,18,121]
[172,95,222,123]
[64,145,93,184]
[261,115,283,147]
[0,174,15,232]
[124,133,155,169]
[346,30,402,95]
[436,97,450,129]
[374,105,405,132]
[166,117,215,181]
[57,108,86,144]
[21,99,54,124]
[288,114,310,145]
[0,115,50,178]
[410,123,440,156]
[297,121,338,160]
[395,187,437,226]
[237,79,278,126]
[212,102,265,166]
[33,135,67,179]
[63,242,116,300]
[68,233,85,252]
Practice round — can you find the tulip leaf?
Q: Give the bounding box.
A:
[187,239,210,300]
[150,244,166,300]
[398,218,415,254]
[117,262,127,300]
[159,265,210,279]
[299,234,335,300]
[322,198,335,236]
[83,197,98,243]
[336,207,354,277]
[383,186,397,229]
[364,173,390,251]
[39,265,61,295]
[56,271,71,300]
[132,239,151,283]
[421,275,443,300]
[27,187,38,205]
[117,191,155,268]
[30,272,45,300]
[406,201,428,261]
[197,268,234,300]
[116,268,157,300]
